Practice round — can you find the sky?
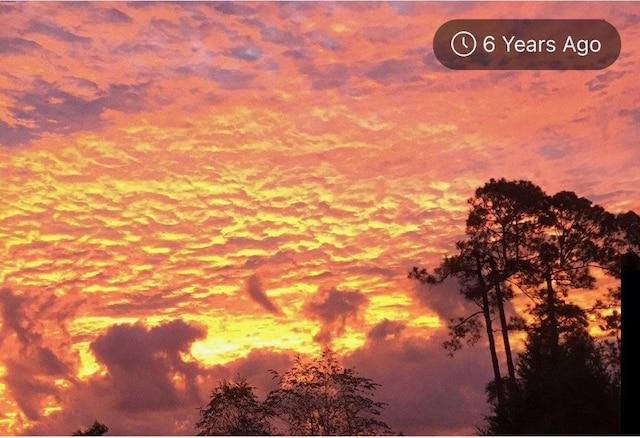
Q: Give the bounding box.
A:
[0,1,638,435]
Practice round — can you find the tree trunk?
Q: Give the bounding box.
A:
[476,256,504,408]
[545,267,559,354]
[489,256,517,388]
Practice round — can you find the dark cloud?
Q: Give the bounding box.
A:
[367,319,406,342]
[619,107,640,124]
[619,12,640,29]
[240,17,267,29]
[0,79,151,146]
[36,347,71,376]
[208,67,255,90]
[260,59,279,72]
[366,58,422,85]
[246,274,282,315]
[304,287,368,344]
[18,316,212,435]
[340,2,383,13]
[539,143,571,160]
[282,48,309,59]
[0,37,42,55]
[101,82,152,113]
[305,30,343,52]
[25,19,92,44]
[0,3,21,13]
[3,360,61,420]
[0,288,81,352]
[274,1,319,20]
[113,41,163,56]
[388,2,418,16]
[90,319,206,413]
[209,2,257,16]
[300,63,350,91]
[7,80,102,133]
[0,288,81,421]
[305,287,367,323]
[66,76,100,91]
[261,26,302,47]
[0,288,33,347]
[422,50,448,72]
[226,45,263,62]
[358,26,404,44]
[143,16,207,45]
[412,277,479,323]
[98,7,133,24]
[346,328,492,435]
[74,3,133,24]
[532,128,579,162]
[124,1,156,9]
[585,70,626,93]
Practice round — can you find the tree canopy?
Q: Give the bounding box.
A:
[266,348,392,436]
[72,421,109,436]
[196,349,392,436]
[196,375,272,436]
[410,178,626,435]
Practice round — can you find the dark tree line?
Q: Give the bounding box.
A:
[72,421,108,436]
[196,349,392,436]
[409,179,640,435]
[410,178,633,434]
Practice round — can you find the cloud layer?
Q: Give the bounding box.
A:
[0,1,637,434]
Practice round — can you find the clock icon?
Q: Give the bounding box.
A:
[451,31,477,57]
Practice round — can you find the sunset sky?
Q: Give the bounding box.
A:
[0,1,638,435]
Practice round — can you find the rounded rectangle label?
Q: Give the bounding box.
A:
[433,19,621,70]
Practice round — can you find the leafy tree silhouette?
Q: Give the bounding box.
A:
[265,348,392,436]
[196,349,392,436]
[196,375,272,436]
[615,211,640,252]
[72,421,108,436]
